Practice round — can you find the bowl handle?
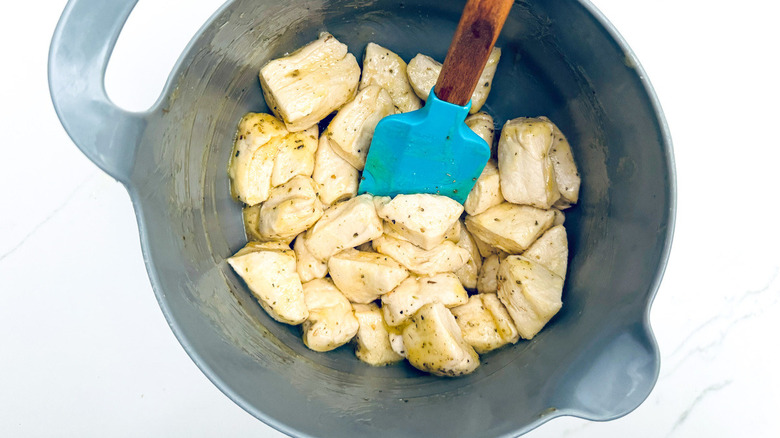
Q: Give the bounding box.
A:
[48,0,145,184]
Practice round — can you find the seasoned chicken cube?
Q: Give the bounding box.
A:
[405,54,439,100]
[450,295,503,354]
[481,293,520,345]
[293,233,328,283]
[326,85,394,170]
[497,255,564,339]
[372,234,470,276]
[381,273,468,326]
[230,114,320,205]
[465,112,496,153]
[271,126,318,187]
[374,194,464,250]
[257,176,323,243]
[301,278,359,352]
[304,194,383,262]
[523,225,568,279]
[465,203,555,254]
[453,224,482,290]
[260,32,360,132]
[353,303,405,366]
[498,117,561,208]
[542,117,580,208]
[360,43,421,113]
[228,113,286,205]
[464,159,504,216]
[242,204,263,242]
[451,294,518,354]
[312,134,360,206]
[477,254,501,294]
[469,46,501,113]
[227,242,307,325]
[406,48,501,114]
[403,303,480,377]
[328,249,409,303]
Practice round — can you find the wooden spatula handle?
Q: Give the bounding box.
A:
[434,0,513,106]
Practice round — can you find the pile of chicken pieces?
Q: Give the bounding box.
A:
[227,33,580,377]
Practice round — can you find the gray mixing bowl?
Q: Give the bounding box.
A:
[49,0,675,436]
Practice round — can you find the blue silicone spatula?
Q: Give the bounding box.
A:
[359,0,513,203]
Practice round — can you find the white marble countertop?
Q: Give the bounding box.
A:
[2,0,778,436]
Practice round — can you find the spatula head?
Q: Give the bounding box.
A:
[358,90,490,204]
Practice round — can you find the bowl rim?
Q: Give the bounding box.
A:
[60,0,677,436]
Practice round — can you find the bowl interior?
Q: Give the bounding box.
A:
[128,0,673,436]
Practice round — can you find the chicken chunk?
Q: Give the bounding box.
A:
[406,48,501,114]
[301,278,359,352]
[543,117,580,209]
[353,303,405,366]
[312,134,360,206]
[293,233,328,283]
[404,54,439,100]
[453,224,482,290]
[464,158,504,216]
[271,126,318,187]
[497,255,564,339]
[230,114,319,205]
[304,194,384,262]
[326,85,394,170]
[372,234,470,276]
[450,295,501,354]
[227,242,307,325]
[374,194,464,250]
[260,32,360,132]
[257,176,323,243]
[498,117,561,209]
[466,113,500,218]
[381,273,468,326]
[465,111,496,154]
[464,203,555,254]
[360,43,421,113]
[451,294,519,354]
[522,225,568,279]
[403,303,480,377]
[228,113,286,206]
[328,249,409,303]
[477,254,501,294]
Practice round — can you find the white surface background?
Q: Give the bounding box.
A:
[1,0,779,436]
